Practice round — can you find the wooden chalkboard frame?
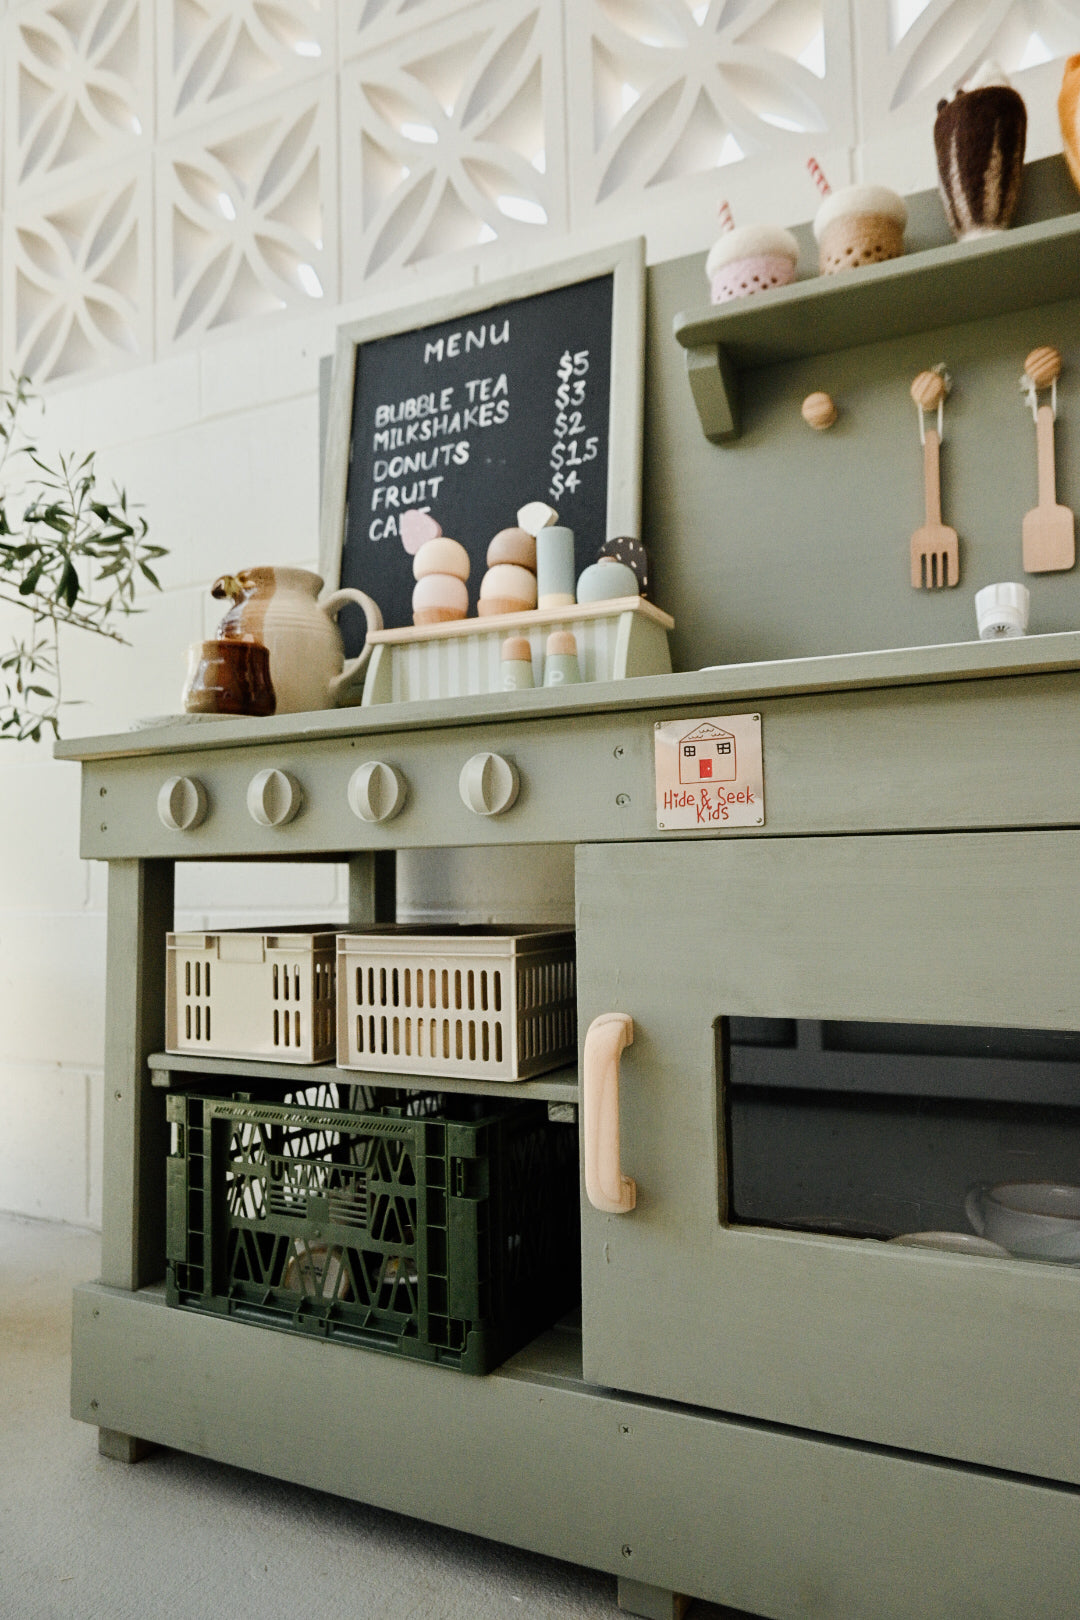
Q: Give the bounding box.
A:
[318,239,645,623]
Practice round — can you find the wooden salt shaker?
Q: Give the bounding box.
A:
[501,636,535,690]
[543,630,581,687]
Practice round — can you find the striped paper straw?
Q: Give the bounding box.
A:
[806,156,831,196]
[716,199,735,234]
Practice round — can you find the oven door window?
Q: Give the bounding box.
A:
[725,1017,1080,1259]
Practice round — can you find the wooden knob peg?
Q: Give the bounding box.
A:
[911,370,947,410]
[801,391,837,430]
[1024,346,1062,388]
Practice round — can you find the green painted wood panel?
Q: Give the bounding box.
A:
[646,266,1080,672]
[72,1283,1080,1620]
[74,667,1080,859]
[576,833,1080,1484]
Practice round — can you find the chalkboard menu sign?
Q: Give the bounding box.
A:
[320,242,644,651]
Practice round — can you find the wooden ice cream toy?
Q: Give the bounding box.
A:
[357,502,673,705]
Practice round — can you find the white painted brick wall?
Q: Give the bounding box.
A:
[0,0,1075,1223]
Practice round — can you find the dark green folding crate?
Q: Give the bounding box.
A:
[165,1090,580,1373]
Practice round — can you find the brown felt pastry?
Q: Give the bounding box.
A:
[934,71,1026,240]
[1059,56,1080,195]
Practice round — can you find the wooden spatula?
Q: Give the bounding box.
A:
[911,425,959,588]
[1022,347,1075,574]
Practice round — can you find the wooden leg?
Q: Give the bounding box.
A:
[348,850,396,925]
[617,1577,691,1619]
[98,1427,155,1464]
[100,859,174,1291]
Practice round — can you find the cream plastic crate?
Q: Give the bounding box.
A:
[337,926,576,1082]
[166,928,337,1065]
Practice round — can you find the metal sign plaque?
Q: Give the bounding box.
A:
[654,713,764,830]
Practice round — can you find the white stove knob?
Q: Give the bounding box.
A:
[348,761,406,823]
[247,768,303,827]
[459,752,520,817]
[157,776,208,831]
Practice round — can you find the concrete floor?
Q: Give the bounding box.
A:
[0,1212,744,1620]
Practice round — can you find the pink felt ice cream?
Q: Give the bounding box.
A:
[706,223,799,304]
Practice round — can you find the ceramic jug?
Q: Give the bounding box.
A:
[211,567,382,714]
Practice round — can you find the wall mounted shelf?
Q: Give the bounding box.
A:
[673,209,1080,443]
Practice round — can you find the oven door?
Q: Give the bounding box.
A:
[576,831,1080,1485]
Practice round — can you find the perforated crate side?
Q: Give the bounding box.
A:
[165,931,337,1065]
[165,1093,580,1374]
[337,930,576,1082]
[513,944,577,1079]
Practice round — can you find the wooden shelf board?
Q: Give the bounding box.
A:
[56,632,1080,762]
[673,210,1080,441]
[148,1051,579,1104]
[367,595,673,646]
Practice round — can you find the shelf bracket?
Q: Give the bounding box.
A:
[684,341,740,444]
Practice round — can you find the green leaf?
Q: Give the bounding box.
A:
[138,561,161,588]
[60,560,79,607]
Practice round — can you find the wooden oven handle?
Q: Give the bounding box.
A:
[583,1013,637,1214]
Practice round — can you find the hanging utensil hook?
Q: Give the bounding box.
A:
[913,364,951,445]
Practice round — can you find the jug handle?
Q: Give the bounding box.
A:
[322,588,384,700]
[964,1185,986,1236]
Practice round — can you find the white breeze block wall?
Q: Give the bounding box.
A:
[0,0,1073,1226]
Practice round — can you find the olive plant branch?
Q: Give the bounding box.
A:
[0,587,134,640]
[0,374,164,742]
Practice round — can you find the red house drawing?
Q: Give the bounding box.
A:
[679,722,736,784]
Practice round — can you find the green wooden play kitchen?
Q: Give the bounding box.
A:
[63,162,1080,1619]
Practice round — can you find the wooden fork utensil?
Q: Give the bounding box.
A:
[1022,346,1075,574]
[910,370,959,589]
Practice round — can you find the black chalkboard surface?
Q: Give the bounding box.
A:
[321,244,644,654]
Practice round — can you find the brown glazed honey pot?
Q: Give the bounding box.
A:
[181,638,275,717]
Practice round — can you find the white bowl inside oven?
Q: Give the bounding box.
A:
[965,1182,1080,1260]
